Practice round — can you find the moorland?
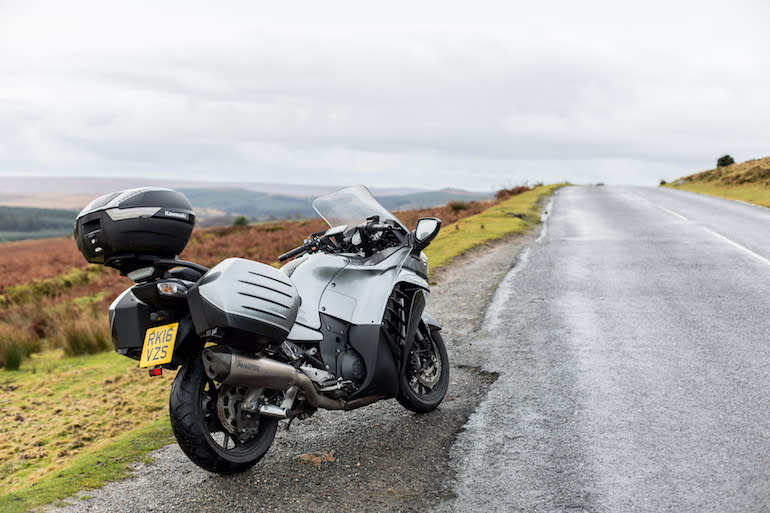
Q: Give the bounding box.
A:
[0,184,560,512]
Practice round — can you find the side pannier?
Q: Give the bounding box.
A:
[187,258,300,348]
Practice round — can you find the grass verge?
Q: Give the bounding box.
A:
[0,420,173,513]
[0,350,176,511]
[425,183,566,271]
[662,156,770,208]
[661,181,770,208]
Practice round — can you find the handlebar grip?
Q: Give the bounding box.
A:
[278,245,307,262]
[365,222,390,233]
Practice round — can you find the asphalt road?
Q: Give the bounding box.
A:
[445,186,770,512]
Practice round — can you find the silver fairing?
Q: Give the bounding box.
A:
[285,246,429,335]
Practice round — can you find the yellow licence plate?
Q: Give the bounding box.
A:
[139,322,178,368]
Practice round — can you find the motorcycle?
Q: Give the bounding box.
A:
[74,185,449,474]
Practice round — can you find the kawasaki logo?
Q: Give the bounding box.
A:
[164,210,189,220]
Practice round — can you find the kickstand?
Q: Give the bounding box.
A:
[285,417,295,431]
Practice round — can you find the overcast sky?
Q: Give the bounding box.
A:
[1,0,768,191]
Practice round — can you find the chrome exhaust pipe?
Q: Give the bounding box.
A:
[257,404,291,419]
[202,348,346,411]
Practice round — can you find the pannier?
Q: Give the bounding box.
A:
[74,188,195,270]
[109,288,196,362]
[187,258,300,348]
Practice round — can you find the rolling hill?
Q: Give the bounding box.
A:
[0,178,493,239]
[664,156,770,207]
[181,188,492,225]
[0,206,78,242]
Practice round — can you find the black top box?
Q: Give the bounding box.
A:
[74,188,196,269]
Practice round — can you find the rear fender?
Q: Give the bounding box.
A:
[169,319,204,367]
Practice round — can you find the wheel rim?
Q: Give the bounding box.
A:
[199,377,274,457]
[407,334,443,395]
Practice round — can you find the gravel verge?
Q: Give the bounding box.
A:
[43,230,538,513]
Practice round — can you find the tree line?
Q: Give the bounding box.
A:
[0,206,77,232]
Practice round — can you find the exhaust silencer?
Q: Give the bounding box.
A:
[201,347,346,410]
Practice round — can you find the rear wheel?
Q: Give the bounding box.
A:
[169,353,278,474]
[397,324,449,413]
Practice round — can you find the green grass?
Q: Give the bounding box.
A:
[3,266,103,306]
[0,350,176,510]
[425,183,566,271]
[662,181,770,208]
[0,420,173,513]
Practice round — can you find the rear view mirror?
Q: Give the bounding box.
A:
[413,217,441,250]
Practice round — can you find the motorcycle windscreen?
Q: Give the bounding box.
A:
[312,185,407,230]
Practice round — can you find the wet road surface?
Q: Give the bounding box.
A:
[446,186,770,513]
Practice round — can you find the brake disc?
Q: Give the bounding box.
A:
[216,384,261,441]
[416,340,441,388]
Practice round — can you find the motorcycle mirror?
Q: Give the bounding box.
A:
[413,217,441,249]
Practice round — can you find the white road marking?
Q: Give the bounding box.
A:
[653,203,689,222]
[703,228,770,268]
[649,197,770,268]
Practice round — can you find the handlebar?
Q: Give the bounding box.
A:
[278,244,308,262]
[364,222,392,233]
[279,222,400,262]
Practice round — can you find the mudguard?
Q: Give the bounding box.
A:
[421,312,441,331]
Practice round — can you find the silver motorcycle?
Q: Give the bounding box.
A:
[75,185,449,474]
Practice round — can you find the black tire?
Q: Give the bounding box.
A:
[169,353,278,475]
[396,324,450,413]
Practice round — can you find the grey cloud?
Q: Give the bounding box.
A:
[1,2,768,189]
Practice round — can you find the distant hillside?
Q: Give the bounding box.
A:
[180,189,316,221]
[378,189,491,210]
[0,206,77,242]
[671,157,770,186]
[0,184,493,239]
[182,188,493,226]
[664,156,770,207]
[0,177,429,209]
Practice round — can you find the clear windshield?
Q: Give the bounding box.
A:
[312,185,406,230]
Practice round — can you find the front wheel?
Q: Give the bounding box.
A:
[169,352,279,474]
[397,324,450,413]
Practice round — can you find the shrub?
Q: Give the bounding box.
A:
[3,344,24,370]
[3,343,23,370]
[3,266,100,306]
[0,319,41,370]
[61,316,111,356]
[232,216,249,227]
[447,201,468,213]
[717,155,735,167]
[660,179,667,186]
[496,185,532,201]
